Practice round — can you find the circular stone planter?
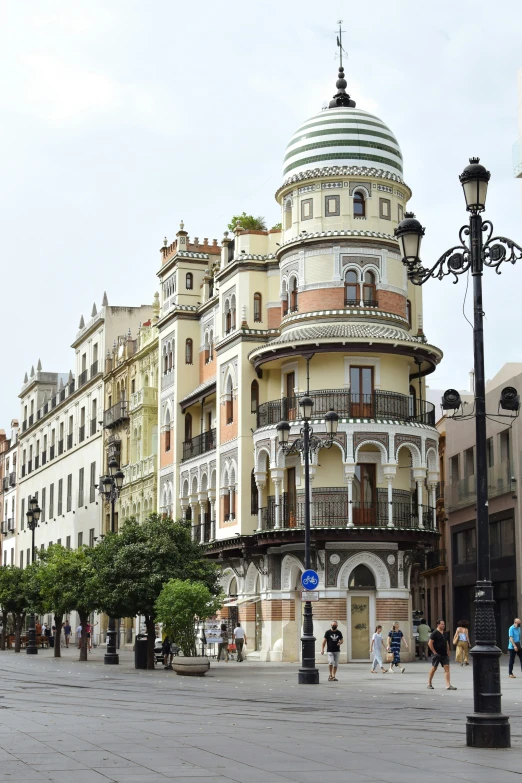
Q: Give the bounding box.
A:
[172,656,210,676]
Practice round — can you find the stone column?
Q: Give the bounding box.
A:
[413,469,426,529]
[271,468,284,529]
[208,489,216,540]
[428,482,437,530]
[344,466,355,528]
[189,496,198,541]
[383,466,397,528]
[228,487,234,521]
[198,492,208,543]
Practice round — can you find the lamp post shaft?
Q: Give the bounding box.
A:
[26,525,38,655]
[298,420,319,684]
[104,496,119,665]
[466,212,510,747]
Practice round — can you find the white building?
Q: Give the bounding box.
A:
[0,420,19,566]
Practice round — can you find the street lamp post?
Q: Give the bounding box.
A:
[395,158,522,749]
[277,399,339,685]
[26,495,41,655]
[99,458,125,665]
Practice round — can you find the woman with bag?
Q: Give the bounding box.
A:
[217,623,229,662]
[370,625,387,673]
[453,621,470,666]
[387,622,408,673]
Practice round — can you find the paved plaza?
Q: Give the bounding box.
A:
[0,648,521,782]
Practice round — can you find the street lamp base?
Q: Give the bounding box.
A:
[26,646,38,655]
[104,652,120,665]
[298,667,319,684]
[466,714,510,748]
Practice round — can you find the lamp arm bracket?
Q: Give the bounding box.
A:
[483,228,522,273]
[406,235,471,286]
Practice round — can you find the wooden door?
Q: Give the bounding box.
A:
[353,464,376,525]
[285,372,296,421]
[350,366,374,418]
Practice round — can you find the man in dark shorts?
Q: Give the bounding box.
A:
[427,619,456,690]
[321,621,343,681]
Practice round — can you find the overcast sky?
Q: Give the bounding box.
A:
[1,1,522,424]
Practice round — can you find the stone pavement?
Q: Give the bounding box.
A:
[0,647,521,782]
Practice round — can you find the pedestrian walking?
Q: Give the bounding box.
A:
[50,625,56,649]
[387,622,408,673]
[370,625,387,673]
[63,620,71,648]
[427,619,457,690]
[417,618,431,660]
[76,624,82,649]
[162,635,174,670]
[321,621,343,681]
[35,620,42,637]
[453,621,470,666]
[217,623,229,662]
[508,617,522,678]
[233,623,247,662]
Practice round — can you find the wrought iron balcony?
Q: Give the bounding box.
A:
[1,521,7,535]
[259,488,435,531]
[9,472,15,487]
[42,451,47,465]
[2,477,8,491]
[256,388,435,429]
[193,514,212,542]
[344,298,379,308]
[67,434,73,450]
[182,428,216,462]
[49,445,55,461]
[90,418,97,436]
[58,439,64,455]
[78,369,88,388]
[79,426,85,443]
[103,400,129,429]
[424,548,447,571]
[91,360,99,378]
[29,414,34,426]
[34,455,39,470]
[283,305,299,316]
[27,460,32,474]
[7,518,15,532]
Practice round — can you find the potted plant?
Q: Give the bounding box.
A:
[155,578,223,676]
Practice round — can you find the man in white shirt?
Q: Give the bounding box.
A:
[233,623,247,662]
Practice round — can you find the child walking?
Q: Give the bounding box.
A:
[370,625,387,673]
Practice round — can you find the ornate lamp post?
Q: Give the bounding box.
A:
[99,458,125,665]
[395,158,522,749]
[277,399,339,684]
[26,495,41,655]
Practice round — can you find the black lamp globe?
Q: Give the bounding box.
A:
[394,212,425,265]
[276,421,290,445]
[114,470,125,491]
[29,495,38,512]
[102,474,113,494]
[108,458,119,477]
[299,396,314,420]
[33,505,41,523]
[26,509,34,528]
[459,157,490,212]
[325,408,339,436]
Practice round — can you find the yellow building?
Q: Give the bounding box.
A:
[156,64,442,662]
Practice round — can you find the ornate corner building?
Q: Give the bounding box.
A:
[157,66,443,662]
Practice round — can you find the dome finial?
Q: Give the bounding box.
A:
[329,21,356,109]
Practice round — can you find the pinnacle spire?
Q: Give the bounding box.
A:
[329,21,356,109]
[102,291,108,307]
[37,358,42,371]
[91,303,97,317]
[79,315,85,329]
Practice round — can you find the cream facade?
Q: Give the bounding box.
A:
[0,421,19,567]
[157,67,443,662]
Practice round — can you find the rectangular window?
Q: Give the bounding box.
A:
[454,528,476,564]
[486,437,494,468]
[300,198,313,220]
[324,194,340,217]
[49,483,54,519]
[464,447,474,478]
[41,487,46,523]
[10,550,14,566]
[57,538,61,546]
[379,197,391,219]
[450,455,460,486]
[26,548,30,566]
[89,528,95,547]
[90,462,96,503]
[58,479,63,516]
[398,204,404,222]
[21,497,25,530]
[67,474,72,512]
[78,467,84,507]
[20,551,23,569]
[77,532,83,548]
[66,536,71,550]
[500,429,511,465]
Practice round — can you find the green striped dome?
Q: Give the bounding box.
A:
[284,107,403,179]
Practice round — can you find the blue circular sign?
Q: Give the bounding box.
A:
[301,569,319,590]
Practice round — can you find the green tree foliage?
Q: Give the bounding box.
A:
[227,213,267,232]
[0,566,38,652]
[155,579,223,657]
[271,222,282,230]
[36,545,97,659]
[91,514,220,668]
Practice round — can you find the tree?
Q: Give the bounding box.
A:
[36,545,96,659]
[91,514,220,668]
[227,213,267,232]
[271,222,282,230]
[0,566,34,652]
[155,579,223,657]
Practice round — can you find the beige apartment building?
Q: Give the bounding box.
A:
[156,64,443,662]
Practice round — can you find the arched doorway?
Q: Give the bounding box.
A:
[347,563,376,660]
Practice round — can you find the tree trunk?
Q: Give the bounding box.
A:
[145,615,155,669]
[54,614,63,658]
[14,613,24,653]
[78,612,88,662]
[0,610,7,651]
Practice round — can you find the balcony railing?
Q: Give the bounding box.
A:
[125,455,155,483]
[130,387,158,411]
[193,515,212,543]
[1,521,7,535]
[67,434,73,450]
[29,414,34,426]
[259,488,435,531]
[424,548,447,570]
[344,298,379,308]
[42,451,47,466]
[79,426,85,443]
[91,360,99,378]
[446,462,513,511]
[9,472,16,487]
[182,428,216,462]
[27,460,32,474]
[2,477,8,491]
[7,518,15,533]
[256,389,435,429]
[34,455,39,470]
[103,400,129,429]
[283,305,299,316]
[90,418,97,436]
[49,445,55,461]
[69,380,75,395]
[51,395,57,409]
[78,369,88,388]
[58,439,64,456]
[22,420,27,432]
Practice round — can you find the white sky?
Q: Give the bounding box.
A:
[1,0,522,423]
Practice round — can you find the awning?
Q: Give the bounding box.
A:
[179,376,216,411]
[223,595,260,607]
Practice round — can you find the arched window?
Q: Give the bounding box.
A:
[284,199,292,230]
[363,270,377,306]
[251,469,258,515]
[406,299,412,327]
[231,295,236,329]
[226,375,234,424]
[209,330,214,361]
[253,293,262,323]
[185,338,193,365]
[289,277,298,312]
[348,564,375,589]
[409,384,417,419]
[186,272,193,290]
[184,413,192,443]
[251,380,259,413]
[163,349,168,374]
[168,343,173,370]
[164,409,171,452]
[204,332,210,364]
[353,191,365,217]
[344,270,359,306]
